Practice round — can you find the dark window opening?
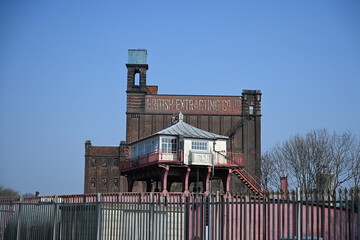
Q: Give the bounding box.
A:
[91,158,96,167]
[91,178,96,188]
[113,178,118,188]
[102,159,108,167]
[102,178,107,188]
[114,158,119,166]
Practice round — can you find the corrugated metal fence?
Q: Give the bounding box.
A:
[0,190,359,240]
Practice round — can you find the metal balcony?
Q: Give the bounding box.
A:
[120,150,244,171]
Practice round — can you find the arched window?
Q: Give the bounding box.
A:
[134,72,140,86]
[113,178,119,188]
[91,178,96,188]
[102,159,108,167]
[91,158,96,167]
[102,178,107,188]
[114,158,119,166]
[249,105,254,115]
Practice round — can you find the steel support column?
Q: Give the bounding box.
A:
[160,165,170,194]
[204,167,212,196]
[183,167,191,196]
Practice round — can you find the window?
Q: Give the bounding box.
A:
[132,146,137,158]
[191,141,208,151]
[114,158,119,166]
[145,141,151,154]
[102,159,108,167]
[161,137,177,153]
[91,158,96,167]
[102,178,107,188]
[91,178,96,188]
[152,139,159,152]
[113,178,118,188]
[249,105,254,115]
[138,143,145,156]
[134,72,140,86]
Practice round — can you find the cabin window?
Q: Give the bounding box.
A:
[145,141,151,153]
[152,139,159,152]
[191,141,208,151]
[161,137,177,153]
[138,142,145,156]
[132,146,137,158]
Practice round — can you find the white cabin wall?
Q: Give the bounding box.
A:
[183,139,192,165]
[212,140,227,152]
[213,140,227,164]
[183,139,227,165]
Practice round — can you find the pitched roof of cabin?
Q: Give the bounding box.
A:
[156,120,229,140]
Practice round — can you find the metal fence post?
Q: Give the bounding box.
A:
[16,196,23,240]
[297,187,301,240]
[184,194,190,240]
[96,193,102,240]
[52,196,59,240]
[216,191,220,240]
[149,192,154,240]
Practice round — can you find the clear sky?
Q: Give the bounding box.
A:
[1,1,359,196]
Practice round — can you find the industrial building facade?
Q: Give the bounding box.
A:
[84,49,262,194]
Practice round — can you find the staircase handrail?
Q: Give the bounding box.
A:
[236,167,270,196]
[214,150,269,196]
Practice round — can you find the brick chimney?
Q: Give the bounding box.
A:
[280,176,289,199]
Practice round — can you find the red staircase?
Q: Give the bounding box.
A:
[232,168,269,196]
[216,151,269,196]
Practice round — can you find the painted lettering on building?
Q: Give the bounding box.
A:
[145,95,242,114]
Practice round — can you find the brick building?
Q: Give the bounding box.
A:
[84,49,262,194]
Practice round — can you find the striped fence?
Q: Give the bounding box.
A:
[0,189,359,240]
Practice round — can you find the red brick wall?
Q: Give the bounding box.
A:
[84,141,127,193]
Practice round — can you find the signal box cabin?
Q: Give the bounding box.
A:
[84,49,264,195]
[121,113,264,195]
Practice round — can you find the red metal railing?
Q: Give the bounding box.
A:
[121,150,244,171]
[214,151,269,195]
[232,167,270,196]
[121,150,184,171]
[215,152,244,166]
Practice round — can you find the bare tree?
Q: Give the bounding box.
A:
[261,151,277,190]
[261,146,290,191]
[263,129,358,191]
[0,185,19,198]
[350,139,360,187]
[282,129,332,190]
[328,131,355,189]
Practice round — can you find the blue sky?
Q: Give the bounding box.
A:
[1,1,359,195]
